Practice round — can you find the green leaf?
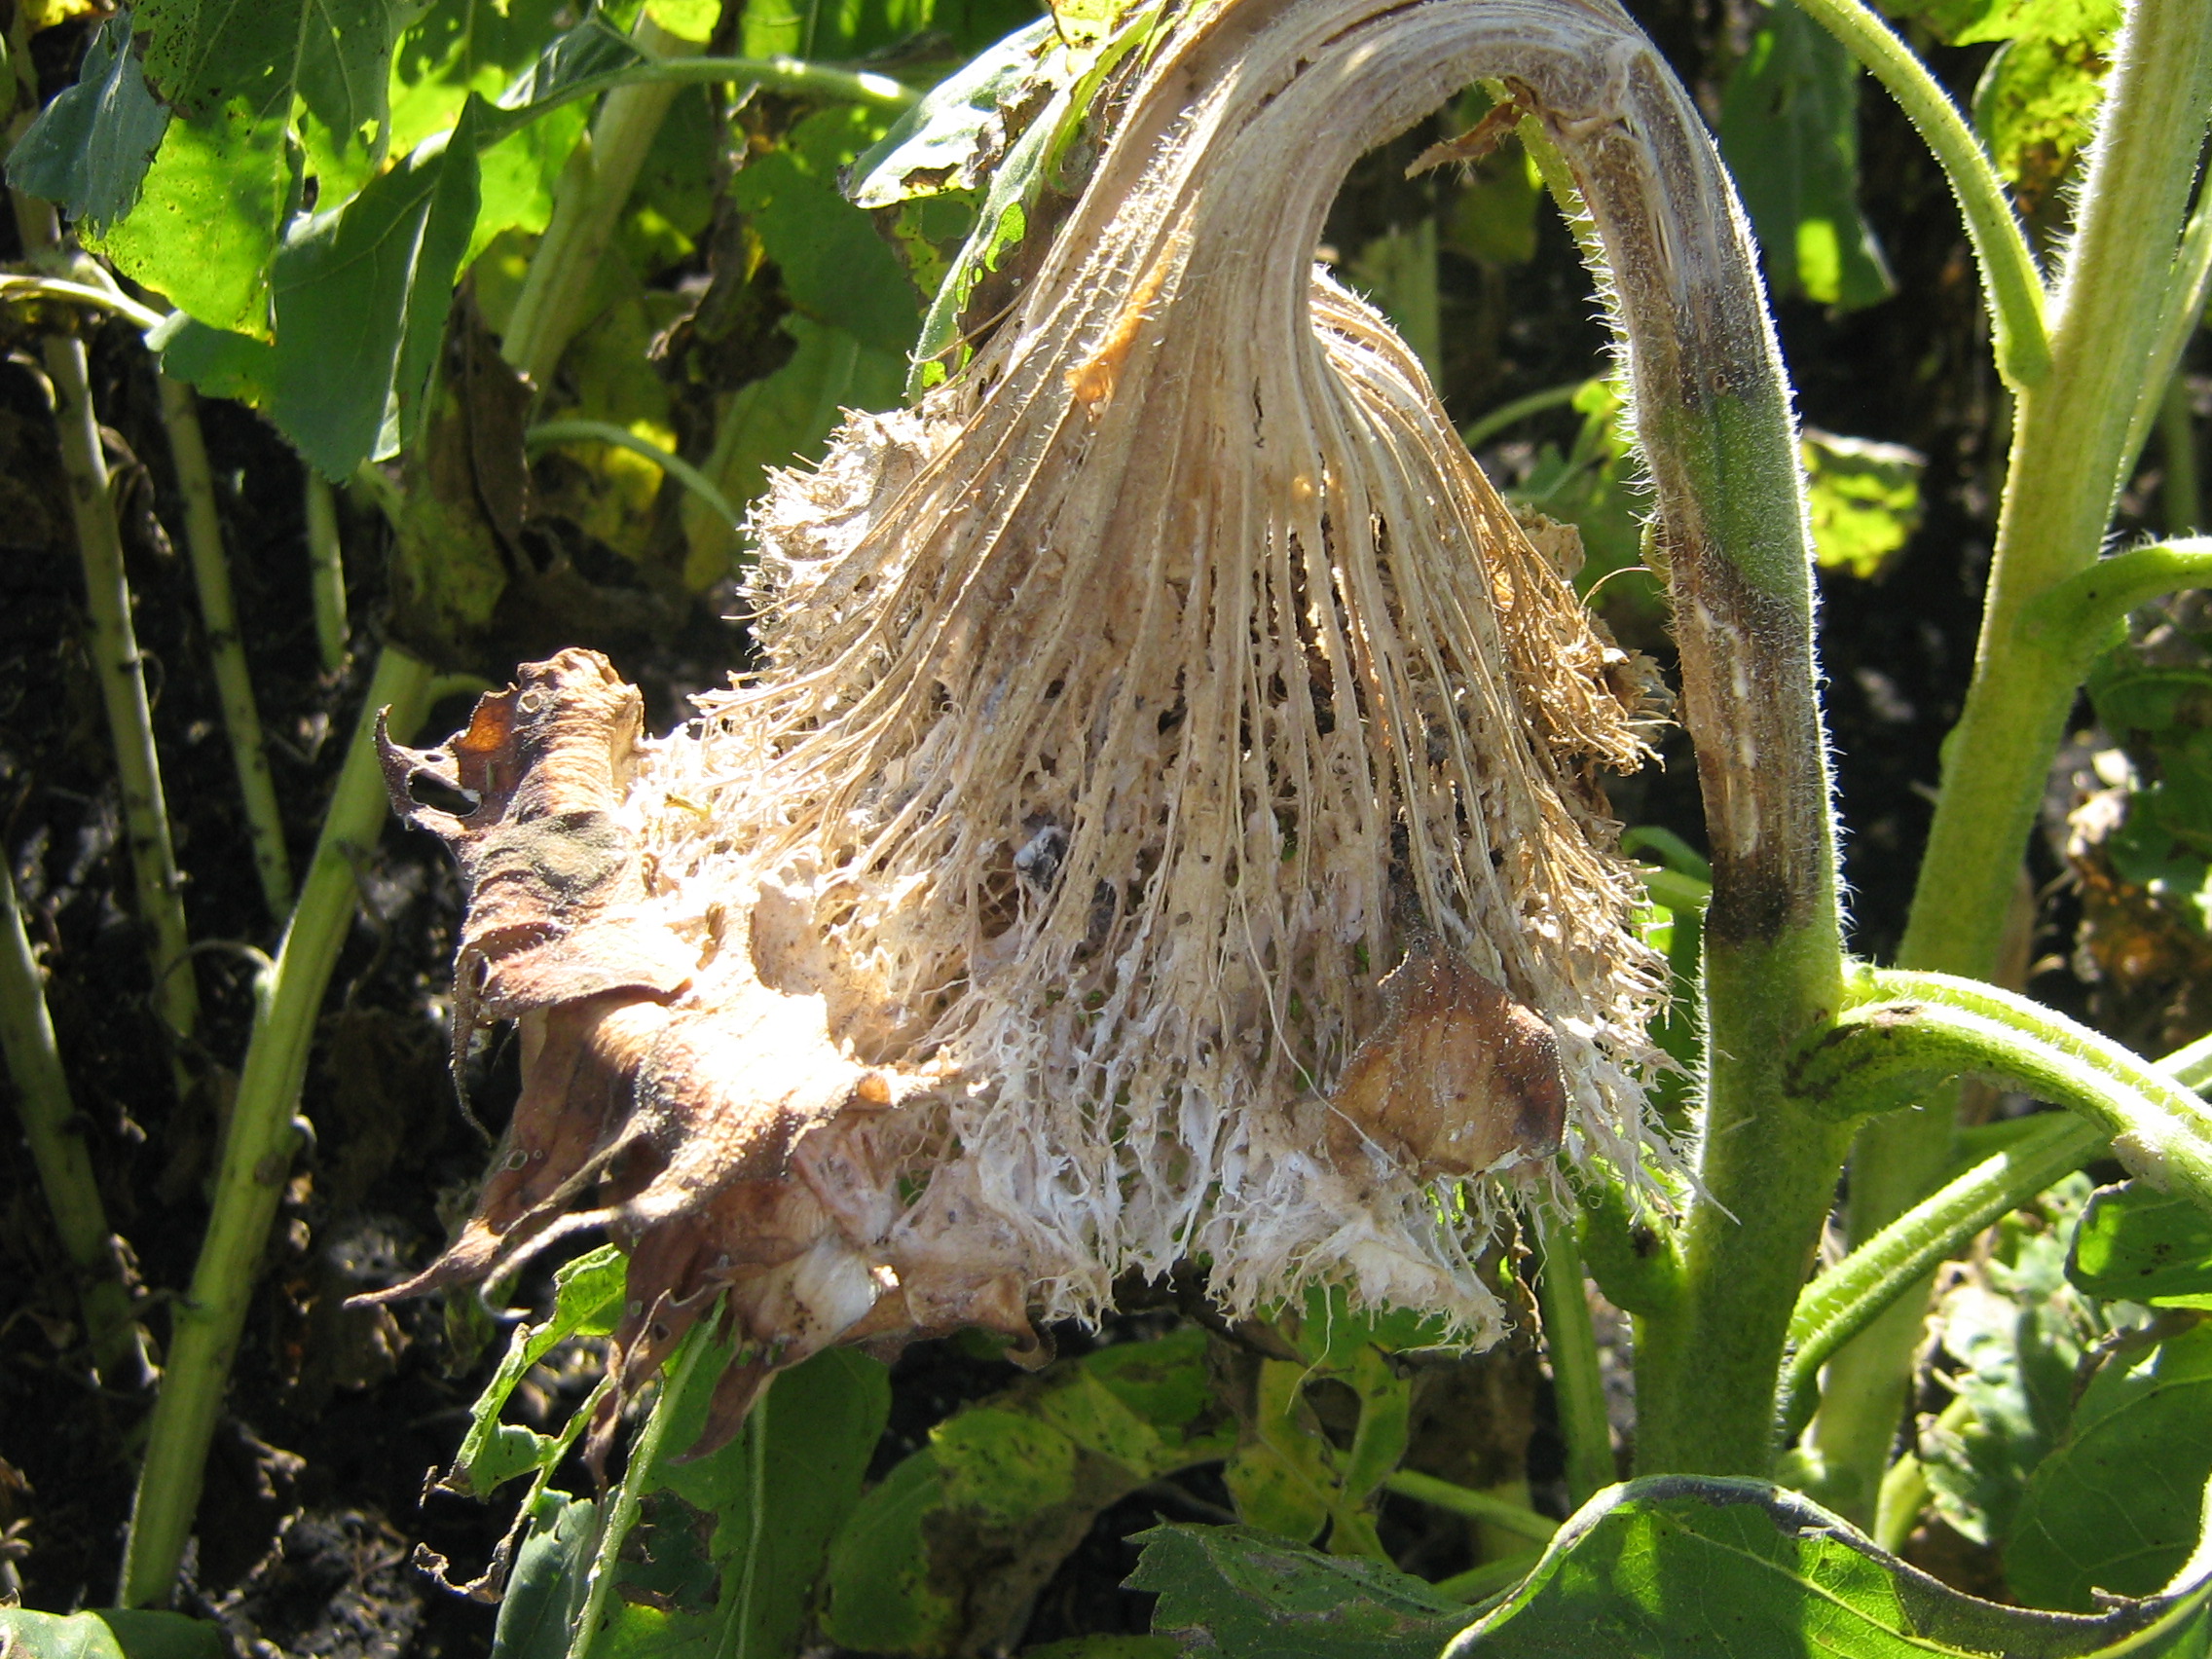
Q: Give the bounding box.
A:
[2070,1181,2212,1309]
[5,13,172,232]
[1435,1476,2212,1657]
[1131,1524,1469,1658]
[605,1346,892,1659]
[822,1451,959,1653]
[444,1245,627,1499]
[0,1610,222,1659]
[1802,429,1924,578]
[156,97,485,478]
[735,105,925,356]
[2008,1325,2212,1610]
[1717,1,1894,311]
[492,1490,601,1659]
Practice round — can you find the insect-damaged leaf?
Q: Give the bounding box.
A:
[5,13,171,233]
[1717,1,1893,311]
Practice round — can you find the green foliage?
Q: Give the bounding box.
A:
[493,1492,602,1659]
[2085,654,2212,934]
[1718,0,1894,310]
[2008,1323,2212,1609]
[1801,429,1925,578]
[2071,1181,2212,1308]
[597,1345,892,1659]
[1136,1478,2212,1658]
[0,1610,223,1659]
[822,1326,1237,1656]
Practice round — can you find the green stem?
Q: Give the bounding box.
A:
[525,419,739,526]
[570,1318,719,1659]
[0,274,170,330]
[42,326,201,1051]
[591,53,916,110]
[1380,1472,1560,1545]
[1,867,140,1380]
[504,19,706,388]
[304,472,350,673]
[1810,0,2212,1524]
[119,642,435,1608]
[162,376,293,919]
[1787,0,2049,388]
[1775,1110,2104,1445]
[1532,1216,1617,1505]
[1433,1546,1544,1604]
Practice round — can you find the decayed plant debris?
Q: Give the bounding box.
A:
[374,0,1674,1453]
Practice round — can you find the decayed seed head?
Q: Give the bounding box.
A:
[378,0,1682,1455]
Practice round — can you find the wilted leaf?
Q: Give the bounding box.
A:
[448,1245,627,1499]
[1802,429,1924,578]
[0,1610,222,1659]
[1920,1178,2104,1547]
[2008,1324,2212,1611]
[2071,1181,2212,1309]
[1717,1,1893,310]
[5,14,171,232]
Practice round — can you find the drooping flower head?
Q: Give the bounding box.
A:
[377,0,1676,1454]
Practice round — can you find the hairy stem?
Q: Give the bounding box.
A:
[1788,0,2049,388]
[1811,0,2212,1523]
[120,643,435,1607]
[162,376,293,918]
[1,867,140,1379]
[2163,376,2201,535]
[304,472,350,673]
[2020,537,2212,667]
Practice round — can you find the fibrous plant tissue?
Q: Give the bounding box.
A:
[372,0,1675,1456]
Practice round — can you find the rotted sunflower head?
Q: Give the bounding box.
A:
[371,0,1676,1457]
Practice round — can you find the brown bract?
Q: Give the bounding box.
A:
[365,651,1042,1458]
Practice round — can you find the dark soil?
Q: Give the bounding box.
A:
[0,0,2200,1651]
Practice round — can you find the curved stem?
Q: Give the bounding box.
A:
[1787,0,2050,389]
[162,376,293,919]
[0,274,170,331]
[2020,537,2212,666]
[526,419,739,526]
[1381,1471,1561,1544]
[120,643,435,1607]
[1811,0,2212,1523]
[1,867,141,1380]
[1459,378,1589,450]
